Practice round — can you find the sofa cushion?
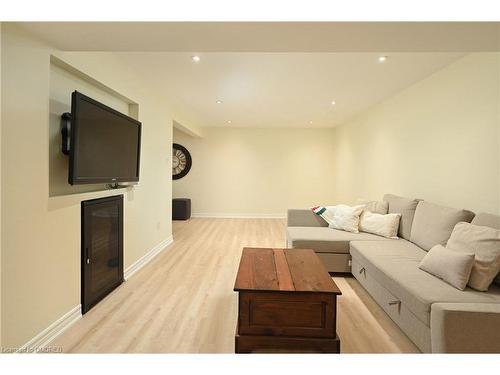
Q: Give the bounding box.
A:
[287,209,328,227]
[383,194,420,240]
[471,213,500,229]
[359,211,401,238]
[350,240,500,326]
[446,222,500,291]
[418,244,475,290]
[322,204,365,233]
[471,213,500,286]
[410,201,475,251]
[287,226,393,254]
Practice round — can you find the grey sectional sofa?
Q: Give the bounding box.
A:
[286,194,500,353]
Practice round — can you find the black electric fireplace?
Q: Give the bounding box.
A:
[81,195,124,314]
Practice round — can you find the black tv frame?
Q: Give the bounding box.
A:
[68,91,142,185]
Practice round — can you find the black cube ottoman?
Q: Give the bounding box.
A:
[172,198,191,220]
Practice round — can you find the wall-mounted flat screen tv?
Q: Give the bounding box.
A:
[68,91,141,185]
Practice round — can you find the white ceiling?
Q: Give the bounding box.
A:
[14,22,480,128]
[15,22,500,52]
[116,52,465,128]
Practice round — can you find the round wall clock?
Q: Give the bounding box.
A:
[172,143,192,180]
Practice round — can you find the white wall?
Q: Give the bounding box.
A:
[331,53,500,214]
[173,127,336,217]
[1,25,173,348]
[49,60,135,197]
[173,53,500,217]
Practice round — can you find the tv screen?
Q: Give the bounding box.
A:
[69,91,141,185]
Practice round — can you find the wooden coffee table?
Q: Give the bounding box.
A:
[234,247,341,353]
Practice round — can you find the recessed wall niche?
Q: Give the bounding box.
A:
[49,56,139,197]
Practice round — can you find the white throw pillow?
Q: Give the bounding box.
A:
[359,211,401,239]
[326,204,365,233]
[355,199,389,215]
[446,222,500,291]
[419,244,475,290]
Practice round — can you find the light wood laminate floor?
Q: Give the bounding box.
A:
[53,218,419,353]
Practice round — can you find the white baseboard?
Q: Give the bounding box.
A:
[14,236,174,353]
[16,304,82,353]
[124,235,174,280]
[191,213,286,219]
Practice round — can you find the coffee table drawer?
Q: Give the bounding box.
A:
[238,291,336,338]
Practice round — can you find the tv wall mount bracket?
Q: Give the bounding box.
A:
[61,112,71,155]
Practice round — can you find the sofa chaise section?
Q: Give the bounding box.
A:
[287,209,394,272]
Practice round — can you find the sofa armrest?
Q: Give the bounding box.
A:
[431,302,500,353]
[287,209,327,227]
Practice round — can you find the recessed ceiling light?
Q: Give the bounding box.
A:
[216,100,223,104]
[331,100,336,105]
[191,55,201,63]
[227,120,232,124]
[309,121,313,124]
[378,55,388,63]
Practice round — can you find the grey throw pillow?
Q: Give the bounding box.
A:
[447,222,500,291]
[383,194,420,240]
[471,213,500,287]
[419,244,475,290]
